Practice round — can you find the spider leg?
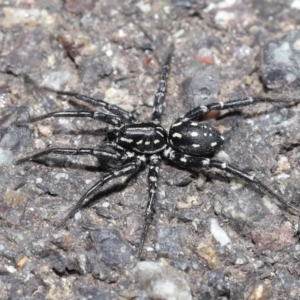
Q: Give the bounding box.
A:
[138,154,161,257]
[58,155,146,228]
[15,110,122,127]
[176,97,297,122]
[164,147,300,215]
[151,51,172,124]
[15,147,126,166]
[210,159,300,215]
[43,88,137,124]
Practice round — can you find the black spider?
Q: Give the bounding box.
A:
[16,49,300,257]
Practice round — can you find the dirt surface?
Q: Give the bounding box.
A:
[0,0,300,299]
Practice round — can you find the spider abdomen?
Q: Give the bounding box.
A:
[169,121,224,156]
[117,123,168,154]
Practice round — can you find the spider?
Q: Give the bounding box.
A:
[15,49,300,257]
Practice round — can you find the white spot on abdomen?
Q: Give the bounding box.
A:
[190,132,198,137]
[172,133,182,138]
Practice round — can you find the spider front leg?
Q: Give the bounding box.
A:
[15,110,122,127]
[58,155,146,228]
[177,96,298,122]
[164,148,300,215]
[42,89,137,124]
[138,154,161,257]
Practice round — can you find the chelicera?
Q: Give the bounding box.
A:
[15,48,300,257]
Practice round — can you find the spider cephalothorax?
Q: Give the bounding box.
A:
[16,48,300,257]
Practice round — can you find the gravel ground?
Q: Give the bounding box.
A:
[0,0,300,299]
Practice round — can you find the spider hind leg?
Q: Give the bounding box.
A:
[164,148,300,215]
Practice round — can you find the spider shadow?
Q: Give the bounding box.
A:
[205,166,292,218]
[29,156,119,173]
[169,157,287,211]
[29,157,143,225]
[56,171,141,228]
